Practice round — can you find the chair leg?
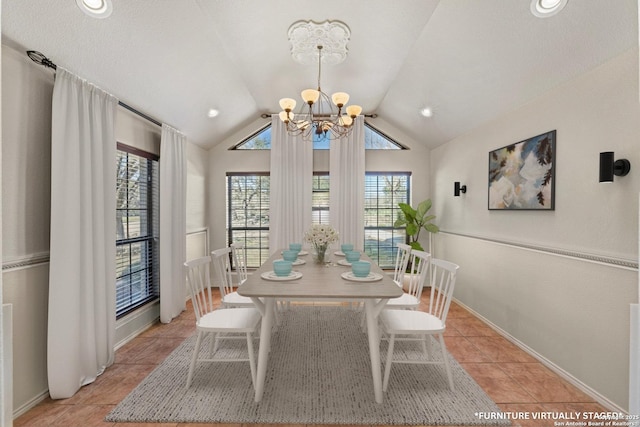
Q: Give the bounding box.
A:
[421,333,428,356]
[277,300,290,312]
[272,303,281,329]
[246,332,257,388]
[208,332,217,356]
[186,330,203,389]
[439,333,455,391]
[212,332,220,354]
[382,333,396,392]
[424,333,433,359]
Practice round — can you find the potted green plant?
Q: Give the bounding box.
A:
[394,199,439,286]
[394,199,440,252]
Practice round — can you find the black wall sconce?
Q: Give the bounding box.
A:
[599,152,630,183]
[454,181,467,196]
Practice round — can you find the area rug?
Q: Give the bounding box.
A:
[106,307,509,425]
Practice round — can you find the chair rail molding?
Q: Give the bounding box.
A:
[439,231,638,271]
[2,252,50,272]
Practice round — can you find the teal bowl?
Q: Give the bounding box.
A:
[344,251,361,263]
[341,243,354,253]
[351,261,371,278]
[289,243,303,252]
[273,260,293,277]
[282,250,298,262]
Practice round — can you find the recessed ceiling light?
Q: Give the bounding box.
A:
[75,0,113,18]
[530,0,568,18]
[207,108,220,118]
[420,107,433,118]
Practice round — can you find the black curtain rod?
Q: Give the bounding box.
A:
[27,50,163,128]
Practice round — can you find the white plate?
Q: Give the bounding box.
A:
[334,251,345,256]
[337,259,351,266]
[282,250,309,256]
[276,258,306,266]
[261,271,303,281]
[341,272,383,282]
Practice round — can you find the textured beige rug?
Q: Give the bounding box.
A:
[106,307,509,425]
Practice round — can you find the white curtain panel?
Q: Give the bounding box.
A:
[330,117,365,249]
[269,117,313,254]
[48,68,118,399]
[160,124,187,323]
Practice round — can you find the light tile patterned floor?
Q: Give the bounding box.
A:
[15,291,608,427]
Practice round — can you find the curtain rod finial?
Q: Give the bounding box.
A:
[27,50,57,70]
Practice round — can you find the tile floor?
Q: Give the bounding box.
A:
[14,291,608,427]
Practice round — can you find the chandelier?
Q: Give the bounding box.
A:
[278,44,362,140]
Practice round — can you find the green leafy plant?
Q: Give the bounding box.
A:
[394,199,440,252]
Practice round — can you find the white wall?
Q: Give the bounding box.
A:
[207,116,433,253]
[186,143,208,233]
[0,15,8,426]
[0,44,208,417]
[1,46,53,416]
[431,47,640,411]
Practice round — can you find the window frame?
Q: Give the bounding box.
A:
[363,172,411,268]
[226,172,271,268]
[115,142,160,319]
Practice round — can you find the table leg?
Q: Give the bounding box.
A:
[253,297,275,402]
[364,298,388,404]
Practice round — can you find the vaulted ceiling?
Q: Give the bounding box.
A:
[2,0,638,150]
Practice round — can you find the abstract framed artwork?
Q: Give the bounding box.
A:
[488,130,556,210]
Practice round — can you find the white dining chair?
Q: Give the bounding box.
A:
[380,257,459,392]
[360,243,415,330]
[184,256,261,389]
[211,246,255,308]
[384,249,431,310]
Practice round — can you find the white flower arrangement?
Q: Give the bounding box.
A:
[303,224,339,250]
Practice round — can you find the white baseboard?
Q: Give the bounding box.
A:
[115,302,160,350]
[453,297,627,414]
[11,390,48,421]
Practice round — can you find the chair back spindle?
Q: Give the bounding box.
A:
[211,247,236,298]
[392,243,412,287]
[428,258,459,324]
[184,256,215,322]
[405,249,431,300]
[230,242,248,286]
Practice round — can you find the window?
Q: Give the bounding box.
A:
[227,173,270,268]
[232,125,271,150]
[226,172,410,269]
[227,173,328,267]
[364,173,411,268]
[231,122,406,150]
[116,144,159,318]
[312,173,330,224]
[364,123,406,149]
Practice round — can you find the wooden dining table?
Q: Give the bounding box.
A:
[237,249,403,404]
